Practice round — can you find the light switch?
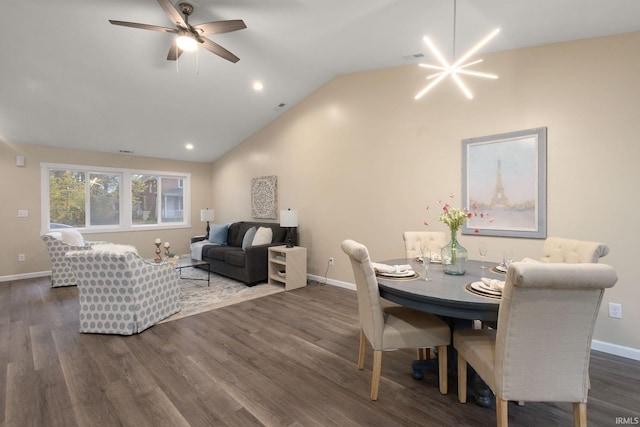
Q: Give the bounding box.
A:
[18,210,28,218]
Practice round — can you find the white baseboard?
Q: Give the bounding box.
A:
[307,274,640,362]
[0,271,50,283]
[591,340,640,361]
[307,274,355,291]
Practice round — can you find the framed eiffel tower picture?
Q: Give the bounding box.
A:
[461,127,547,238]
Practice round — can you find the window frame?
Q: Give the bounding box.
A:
[41,162,191,234]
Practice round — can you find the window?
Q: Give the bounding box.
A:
[42,163,190,233]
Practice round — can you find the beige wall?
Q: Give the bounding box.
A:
[0,143,211,276]
[209,32,640,352]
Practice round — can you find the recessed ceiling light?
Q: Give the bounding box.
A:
[253,81,264,91]
[185,143,194,150]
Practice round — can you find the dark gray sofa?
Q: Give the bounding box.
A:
[191,221,297,286]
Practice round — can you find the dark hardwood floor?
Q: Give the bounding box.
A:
[2,277,639,427]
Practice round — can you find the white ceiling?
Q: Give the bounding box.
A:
[2,0,640,163]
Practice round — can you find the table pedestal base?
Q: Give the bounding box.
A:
[411,358,492,407]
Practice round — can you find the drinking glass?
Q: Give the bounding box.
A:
[503,250,514,269]
[420,245,432,281]
[479,242,488,269]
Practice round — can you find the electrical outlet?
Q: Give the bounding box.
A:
[18,254,26,262]
[329,257,334,266]
[609,302,622,319]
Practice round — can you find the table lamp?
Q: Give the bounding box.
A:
[280,209,298,248]
[200,208,215,239]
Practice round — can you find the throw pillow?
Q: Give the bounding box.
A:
[242,226,258,251]
[91,243,139,255]
[252,227,273,246]
[59,228,85,246]
[208,223,229,244]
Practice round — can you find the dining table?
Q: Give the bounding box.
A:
[375,258,506,407]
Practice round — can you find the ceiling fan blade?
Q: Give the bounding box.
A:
[109,20,177,33]
[167,43,183,61]
[194,20,247,36]
[157,0,187,27]
[199,38,240,63]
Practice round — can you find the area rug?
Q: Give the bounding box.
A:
[161,268,284,323]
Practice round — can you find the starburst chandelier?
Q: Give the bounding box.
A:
[415,0,500,100]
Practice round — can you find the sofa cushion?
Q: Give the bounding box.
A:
[208,223,229,244]
[242,226,257,250]
[225,249,246,268]
[252,227,273,246]
[202,245,228,262]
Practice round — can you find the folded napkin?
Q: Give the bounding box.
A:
[521,257,542,263]
[481,277,505,291]
[372,262,412,274]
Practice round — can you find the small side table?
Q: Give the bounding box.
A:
[268,245,307,291]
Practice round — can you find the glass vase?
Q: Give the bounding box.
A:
[441,230,468,275]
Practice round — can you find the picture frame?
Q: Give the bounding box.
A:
[251,175,278,219]
[461,127,547,238]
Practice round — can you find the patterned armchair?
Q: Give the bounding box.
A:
[41,232,103,287]
[66,249,181,335]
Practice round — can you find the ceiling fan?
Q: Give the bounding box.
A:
[109,0,246,63]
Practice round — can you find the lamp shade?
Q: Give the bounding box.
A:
[280,209,298,227]
[200,209,215,222]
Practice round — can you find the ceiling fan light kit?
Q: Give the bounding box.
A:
[176,34,198,52]
[109,0,246,64]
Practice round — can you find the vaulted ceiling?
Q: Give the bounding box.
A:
[2,0,639,163]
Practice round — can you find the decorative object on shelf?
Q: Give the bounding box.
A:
[424,193,493,275]
[280,209,298,248]
[251,175,277,219]
[164,241,171,257]
[200,208,215,239]
[154,239,162,263]
[415,0,499,100]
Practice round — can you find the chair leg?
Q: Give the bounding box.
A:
[573,402,587,427]
[371,350,382,400]
[358,329,366,370]
[416,348,431,360]
[457,353,467,403]
[496,398,509,427]
[437,345,447,394]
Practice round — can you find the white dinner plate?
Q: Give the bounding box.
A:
[470,281,502,296]
[377,269,415,278]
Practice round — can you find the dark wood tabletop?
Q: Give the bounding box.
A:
[376,258,503,322]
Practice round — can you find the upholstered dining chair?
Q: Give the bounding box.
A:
[341,239,450,400]
[454,262,618,426]
[540,236,609,263]
[402,231,447,259]
[66,248,181,335]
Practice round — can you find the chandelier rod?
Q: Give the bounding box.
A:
[452,0,457,59]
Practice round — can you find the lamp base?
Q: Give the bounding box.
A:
[205,221,211,239]
[285,228,295,248]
